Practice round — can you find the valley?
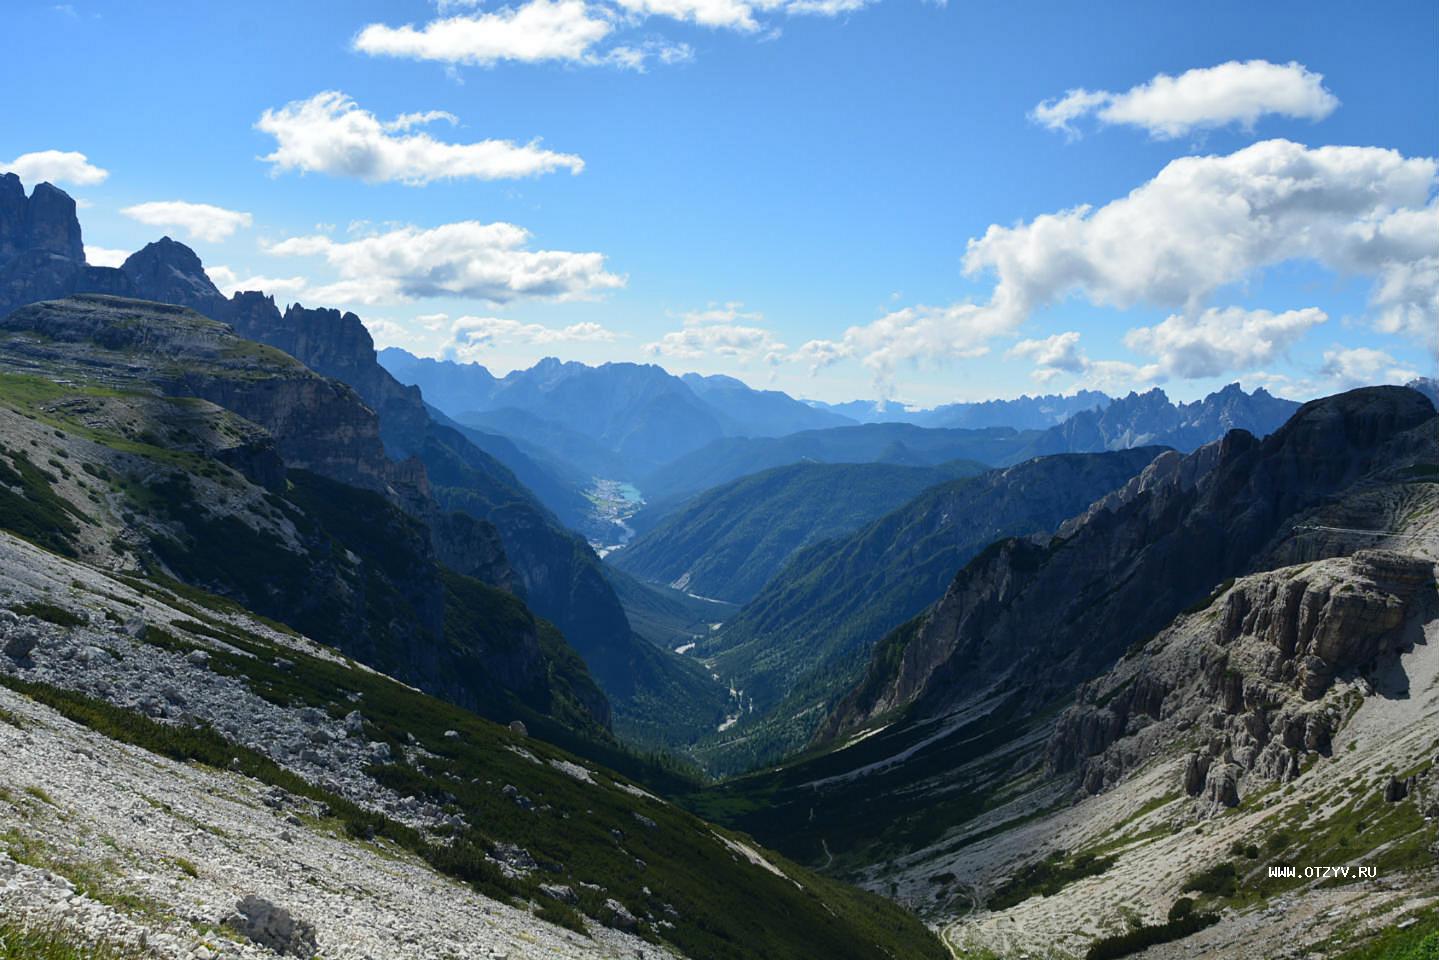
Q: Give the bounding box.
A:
[584,477,645,557]
[2,34,1437,956]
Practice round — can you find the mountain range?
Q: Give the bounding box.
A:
[808,388,1112,429]
[379,347,853,477]
[690,385,1437,958]
[0,175,726,750]
[3,174,1435,959]
[684,448,1165,772]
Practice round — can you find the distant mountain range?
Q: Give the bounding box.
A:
[639,385,1298,513]
[379,348,853,478]
[808,389,1112,430]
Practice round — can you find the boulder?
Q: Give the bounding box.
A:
[2,627,37,662]
[603,898,639,931]
[224,895,318,957]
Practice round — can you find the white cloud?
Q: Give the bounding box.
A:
[805,140,1434,391]
[266,220,625,305]
[1319,347,1420,387]
[2,150,109,187]
[1032,60,1339,139]
[615,0,874,30]
[616,0,761,30]
[120,200,253,243]
[1008,331,1086,380]
[353,0,615,66]
[1008,308,1329,391]
[792,338,853,373]
[257,91,584,185]
[357,0,865,65]
[449,314,616,356]
[207,265,310,299]
[644,303,788,364]
[1005,332,1159,389]
[83,245,130,268]
[1123,307,1328,379]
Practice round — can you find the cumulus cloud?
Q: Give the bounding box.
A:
[1122,307,1328,379]
[1032,60,1340,139]
[266,220,625,305]
[644,303,788,365]
[1008,331,1087,381]
[207,265,310,299]
[807,140,1434,391]
[1005,332,1159,389]
[2,150,109,187]
[353,0,615,66]
[120,200,253,243]
[615,0,763,30]
[448,314,615,357]
[356,0,866,66]
[83,245,130,268]
[966,136,1428,316]
[1319,347,1420,387]
[257,91,584,185]
[792,338,853,373]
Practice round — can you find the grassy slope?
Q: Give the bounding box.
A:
[0,565,946,960]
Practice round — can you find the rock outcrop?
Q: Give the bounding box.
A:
[1048,551,1436,803]
[0,175,131,316]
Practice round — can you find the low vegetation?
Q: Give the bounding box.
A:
[989,850,1116,910]
[0,920,148,960]
[1083,911,1220,960]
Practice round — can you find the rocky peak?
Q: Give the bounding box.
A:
[121,237,228,318]
[0,177,84,266]
[20,182,84,262]
[0,173,27,261]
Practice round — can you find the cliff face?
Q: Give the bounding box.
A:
[824,387,1438,742]
[120,237,230,319]
[0,296,609,734]
[0,295,412,502]
[0,175,130,315]
[1049,550,1436,802]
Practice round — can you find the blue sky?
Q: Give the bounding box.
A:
[2,0,1435,405]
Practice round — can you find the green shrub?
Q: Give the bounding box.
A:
[1183,861,1238,897]
[9,601,84,628]
[1086,912,1220,960]
[990,850,1116,910]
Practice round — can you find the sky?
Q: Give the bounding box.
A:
[2,0,1436,407]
